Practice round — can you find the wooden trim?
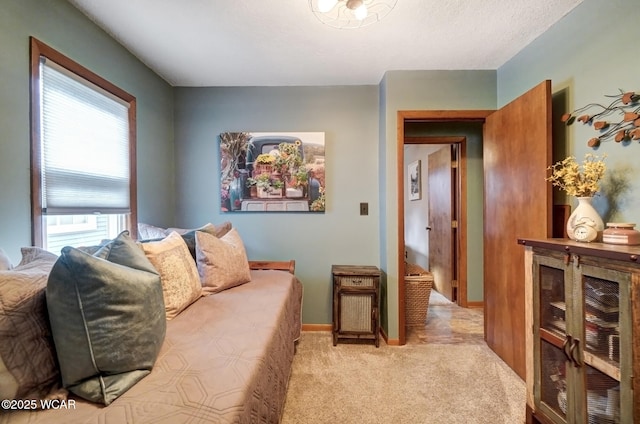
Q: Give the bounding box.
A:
[457,141,468,307]
[405,136,464,144]
[526,404,554,424]
[128,98,138,239]
[518,238,640,263]
[466,301,484,308]
[523,246,535,410]
[397,113,406,345]
[301,324,332,331]
[400,110,493,121]
[249,260,295,274]
[379,327,400,346]
[30,38,135,103]
[29,38,43,246]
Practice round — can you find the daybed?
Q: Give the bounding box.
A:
[0,223,303,424]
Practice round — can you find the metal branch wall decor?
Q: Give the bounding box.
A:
[561,90,640,148]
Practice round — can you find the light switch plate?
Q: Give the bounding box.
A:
[360,202,368,216]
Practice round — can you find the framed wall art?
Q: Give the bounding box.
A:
[408,159,421,201]
[219,131,325,213]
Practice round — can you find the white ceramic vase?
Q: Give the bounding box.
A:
[557,389,567,414]
[566,196,604,242]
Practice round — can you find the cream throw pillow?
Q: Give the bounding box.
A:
[137,222,169,240]
[141,232,202,319]
[0,248,60,401]
[196,229,251,294]
[0,248,12,270]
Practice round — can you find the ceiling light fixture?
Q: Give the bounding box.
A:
[309,0,398,29]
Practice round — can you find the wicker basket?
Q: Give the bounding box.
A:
[404,263,434,327]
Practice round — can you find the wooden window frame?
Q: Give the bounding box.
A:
[29,37,137,246]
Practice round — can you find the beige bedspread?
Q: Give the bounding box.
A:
[2,269,302,424]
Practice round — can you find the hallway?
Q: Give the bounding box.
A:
[406,290,484,345]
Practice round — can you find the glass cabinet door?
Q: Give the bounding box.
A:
[539,339,570,421]
[539,261,569,338]
[575,264,632,424]
[533,254,573,423]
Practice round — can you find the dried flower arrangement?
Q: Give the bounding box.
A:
[546,153,607,197]
[561,90,640,147]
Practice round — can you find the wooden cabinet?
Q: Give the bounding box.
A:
[331,265,380,347]
[520,239,640,424]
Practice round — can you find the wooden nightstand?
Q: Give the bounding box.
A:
[331,265,381,347]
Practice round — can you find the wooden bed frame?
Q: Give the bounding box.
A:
[248,260,295,275]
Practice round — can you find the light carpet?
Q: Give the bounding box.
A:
[281,332,525,424]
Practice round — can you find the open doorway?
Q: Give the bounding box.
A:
[396,111,492,345]
[397,83,551,377]
[403,139,462,303]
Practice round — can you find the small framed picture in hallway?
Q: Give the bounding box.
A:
[408,159,421,201]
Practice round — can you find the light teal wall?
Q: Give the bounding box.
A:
[379,70,496,339]
[173,86,380,325]
[0,0,175,263]
[4,0,631,340]
[498,0,640,224]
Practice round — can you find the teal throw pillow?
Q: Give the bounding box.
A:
[46,231,166,405]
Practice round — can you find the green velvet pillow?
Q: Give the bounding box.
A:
[46,231,166,405]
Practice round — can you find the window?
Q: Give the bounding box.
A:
[30,38,137,252]
[46,215,98,235]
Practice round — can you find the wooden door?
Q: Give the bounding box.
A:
[483,81,552,379]
[428,146,455,301]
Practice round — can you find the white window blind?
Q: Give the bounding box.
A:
[40,58,130,214]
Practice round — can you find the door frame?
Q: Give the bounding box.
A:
[396,110,493,345]
[408,137,463,302]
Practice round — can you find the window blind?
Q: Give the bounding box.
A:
[40,58,130,214]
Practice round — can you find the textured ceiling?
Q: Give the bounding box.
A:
[67,0,584,87]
